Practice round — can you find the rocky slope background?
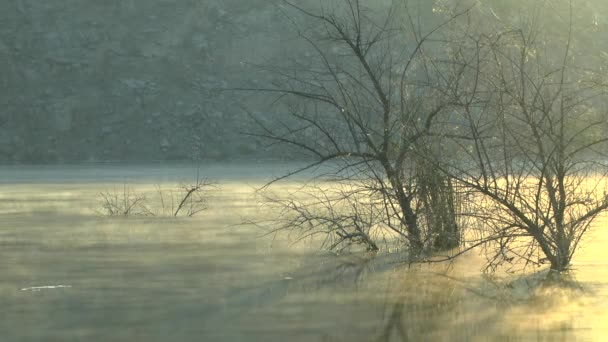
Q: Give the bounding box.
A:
[0,0,316,163]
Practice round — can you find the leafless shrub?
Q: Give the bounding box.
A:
[98,185,149,217]
[98,176,214,217]
[258,180,384,252]
[155,177,215,217]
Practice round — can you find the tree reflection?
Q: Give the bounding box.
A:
[315,263,588,342]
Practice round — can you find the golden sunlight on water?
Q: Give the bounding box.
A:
[0,165,607,341]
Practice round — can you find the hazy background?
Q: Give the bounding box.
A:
[0,0,437,163]
[1,1,607,164]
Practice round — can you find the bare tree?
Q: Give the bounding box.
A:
[244,0,608,273]
[242,0,472,255]
[441,3,608,272]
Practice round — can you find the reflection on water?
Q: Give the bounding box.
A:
[0,165,607,341]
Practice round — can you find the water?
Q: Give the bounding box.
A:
[1,164,607,341]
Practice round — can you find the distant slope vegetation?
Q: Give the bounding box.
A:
[0,0,309,163]
[0,0,507,163]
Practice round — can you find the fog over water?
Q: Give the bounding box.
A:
[1,164,607,341]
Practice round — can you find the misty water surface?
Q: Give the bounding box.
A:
[1,164,607,341]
